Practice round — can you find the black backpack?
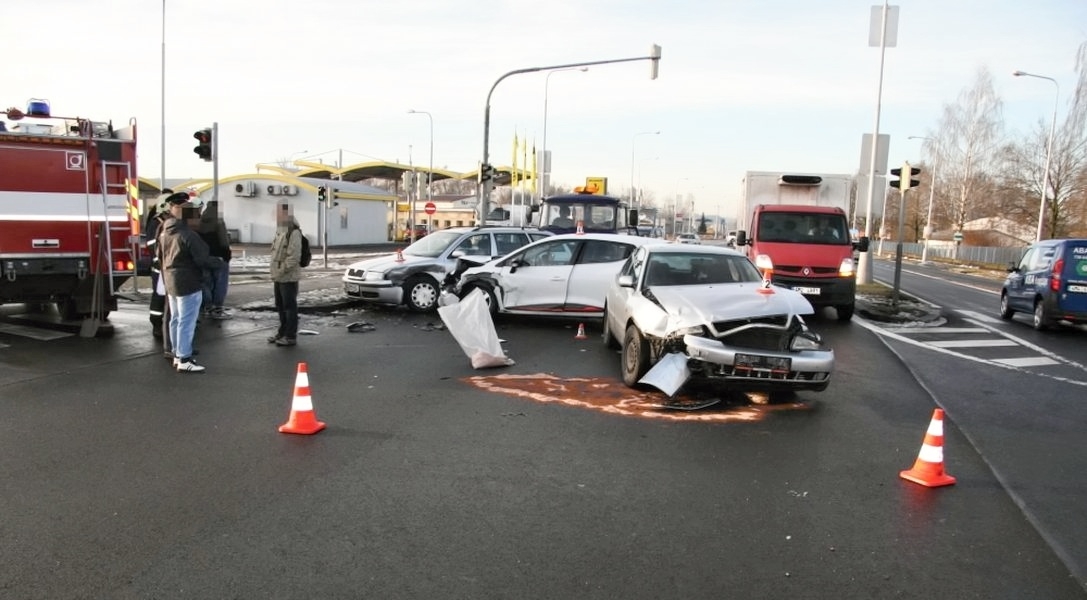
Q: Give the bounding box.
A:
[295,228,312,267]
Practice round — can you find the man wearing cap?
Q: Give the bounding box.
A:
[157,193,223,372]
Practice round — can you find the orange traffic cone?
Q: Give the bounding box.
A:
[575,323,588,340]
[279,362,326,435]
[900,408,956,487]
[576,220,584,235]
[757,267,775,295]
[395,249,405,262]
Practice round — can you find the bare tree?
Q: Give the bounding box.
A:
[930,67,1005,238]
[999,42,1087,238]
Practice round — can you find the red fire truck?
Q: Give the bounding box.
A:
[0,100,141,322]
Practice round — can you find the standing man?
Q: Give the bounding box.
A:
[158,194,223,372]
[198,200,233,320]
[269,212,302,346]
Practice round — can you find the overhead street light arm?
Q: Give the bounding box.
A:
[1012,70,1060,241]
[479,46,662,222]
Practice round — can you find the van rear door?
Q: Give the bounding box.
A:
[1059,242,1087,313]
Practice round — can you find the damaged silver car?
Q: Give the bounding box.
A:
[602,244,833,392]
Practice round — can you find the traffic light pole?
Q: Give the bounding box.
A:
[477,45,662,223]
[892,185,907,305]
[212,122,219,206]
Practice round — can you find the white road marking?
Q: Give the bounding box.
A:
[930,339,1018,348]
[957,310,1005,325]
[891,327,988,334]
[854,315,1087,387]
[994,356,1062,367]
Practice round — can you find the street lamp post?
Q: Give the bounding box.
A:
[478,45,662,223]
[408,109,433,238]
[541,68,588,203]
[908,136,938,264]
[630,131,660,208]
[1013,70,1059,242]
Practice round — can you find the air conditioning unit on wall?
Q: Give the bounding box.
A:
[233,181,257,197]
[282,184,297,195]
[267,184,283,195]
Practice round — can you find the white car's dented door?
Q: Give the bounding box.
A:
[499,239,578,311]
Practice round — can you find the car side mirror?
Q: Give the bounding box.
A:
[451,249,465,259]
[736,231,748,246]
[1006,261,1018,273]
[854,236,870,253]
[617,274,635,288]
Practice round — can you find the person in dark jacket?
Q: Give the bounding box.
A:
[197,200,233,320]
[158,195,223,372]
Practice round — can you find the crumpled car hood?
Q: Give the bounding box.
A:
[645,284,814,333]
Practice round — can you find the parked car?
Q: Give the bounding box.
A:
[1000,238,1087,330]
[602,244,833,391]
[342,226,551,312]
[453,233,665,317]
[675,233,701,244]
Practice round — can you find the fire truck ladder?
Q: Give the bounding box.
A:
[99,161,139,301]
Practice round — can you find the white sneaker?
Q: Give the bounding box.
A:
[176,359,205,373]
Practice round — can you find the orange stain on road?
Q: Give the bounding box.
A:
[463,373,812,422]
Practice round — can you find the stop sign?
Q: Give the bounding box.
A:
[424,202,436,215]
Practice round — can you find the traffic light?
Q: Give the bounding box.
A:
[193,128,213,162]
[317,186,327,204]
[889,162,921,192]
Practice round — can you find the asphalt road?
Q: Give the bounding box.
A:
[1,255,1085,598]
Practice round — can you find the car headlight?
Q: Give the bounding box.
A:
[674,325,705,337]
[364,270,387,282]
[790,331,823,351]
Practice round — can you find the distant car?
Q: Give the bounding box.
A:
[675,233,701,244]
[1000,238,1087,330]
[602,244,833,391]
[453,233,665,317]
[342,226,551,312]
[403,224,429,240]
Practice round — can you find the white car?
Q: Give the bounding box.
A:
[453,233,665,317]
[675,233,701,244]
[602,244,834,391]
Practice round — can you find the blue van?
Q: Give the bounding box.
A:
[1000,238,1087,330]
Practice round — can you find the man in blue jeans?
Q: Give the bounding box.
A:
[158,195,224,372]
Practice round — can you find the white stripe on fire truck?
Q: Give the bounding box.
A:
[0,191,130,220]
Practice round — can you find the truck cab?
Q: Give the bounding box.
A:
[538,191,639,235]
[737,204,869,321]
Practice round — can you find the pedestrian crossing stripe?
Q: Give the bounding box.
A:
[930,339,1018,348]
[994,356,1061,367]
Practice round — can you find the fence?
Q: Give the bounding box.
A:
[874,241,1025,268]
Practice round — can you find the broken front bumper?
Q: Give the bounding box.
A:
[682,334,834,391]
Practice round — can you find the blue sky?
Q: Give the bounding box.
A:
[5,0,1085,216]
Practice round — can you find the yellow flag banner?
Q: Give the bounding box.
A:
[531,143,538,200]
[511,132,519,188]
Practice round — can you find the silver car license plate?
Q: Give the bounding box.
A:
[734,353,791,376]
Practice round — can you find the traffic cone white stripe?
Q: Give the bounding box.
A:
[927,418,943,436]
[917,443,944,464]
